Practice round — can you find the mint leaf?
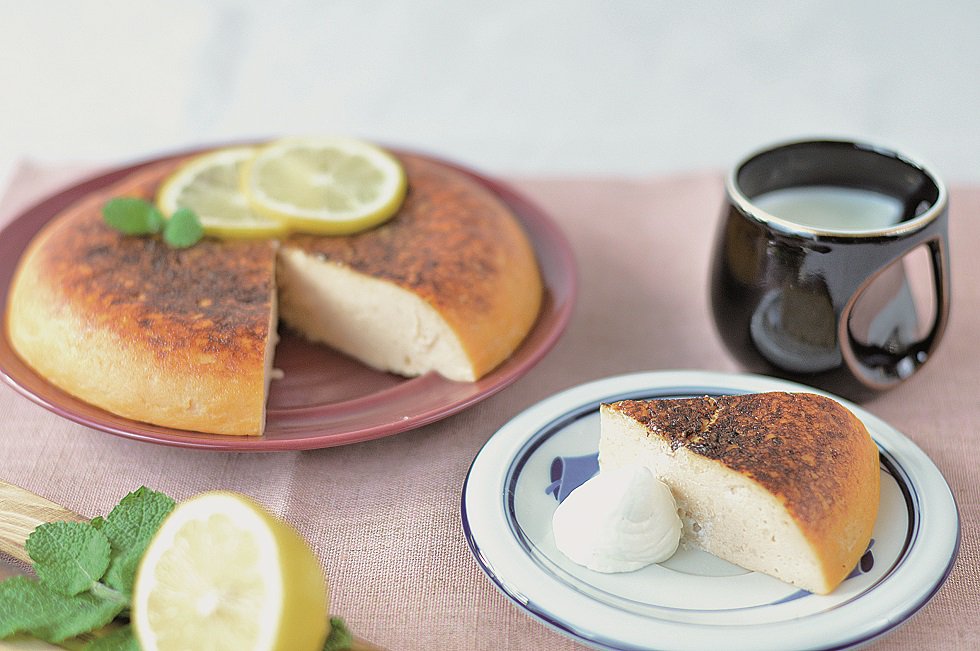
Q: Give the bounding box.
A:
[103,198,164,235]
[0,576,45,637]
[162,207,204,248]
[101,487,175,556]
[83,623,139,651]
[100,487,175,594]
[26,521,111,596]
[0,576,125,643]
[323,617,354,651]
[101,548,143,596]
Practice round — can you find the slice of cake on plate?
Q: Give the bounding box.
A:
[599,391,879,594]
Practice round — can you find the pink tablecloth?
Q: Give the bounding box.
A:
[0,161,977,650]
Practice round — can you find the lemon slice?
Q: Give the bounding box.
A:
[157,147,288,238]
[132,492,329,651]
[242,136,407,235]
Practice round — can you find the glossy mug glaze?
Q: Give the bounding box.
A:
[710,138,950,400]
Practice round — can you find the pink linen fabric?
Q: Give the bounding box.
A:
[0,161,976,650]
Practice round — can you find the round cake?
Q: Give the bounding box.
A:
[5,152,543,436]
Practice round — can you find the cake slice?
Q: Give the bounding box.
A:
[6,163,279,436]
[599,392,880,594]
[277,154,543,382]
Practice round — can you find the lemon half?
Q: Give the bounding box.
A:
[241,136,407,235]
[132,492,329,651]
[157,147,288,239]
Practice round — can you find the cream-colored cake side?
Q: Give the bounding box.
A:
[259,289,280,432]
[282,153,544,383]
[598,406,831,592]
[277,247,476,381]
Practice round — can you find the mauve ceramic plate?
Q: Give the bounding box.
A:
[0,147,576,451]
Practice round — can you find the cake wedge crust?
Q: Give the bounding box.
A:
[6,161,279,436]
[599,392,880,594]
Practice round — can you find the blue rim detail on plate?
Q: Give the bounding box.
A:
[461,371,959,651]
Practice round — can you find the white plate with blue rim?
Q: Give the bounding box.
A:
[461,370,960,651]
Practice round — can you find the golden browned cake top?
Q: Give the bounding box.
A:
[23,160,278,375]
[608,392,876,525]
[284,154,532,315]
[18,150,537,379]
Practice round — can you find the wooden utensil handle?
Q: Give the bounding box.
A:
[0,480,86,564]
[0,481,91,651]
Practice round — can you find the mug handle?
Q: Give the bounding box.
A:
[838,237,950,389]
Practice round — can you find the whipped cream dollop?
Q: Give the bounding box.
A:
[552,464,682,573]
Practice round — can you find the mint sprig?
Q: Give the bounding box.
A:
[0,487,355,650]
[0,487,173,647]
[102,198,204,249]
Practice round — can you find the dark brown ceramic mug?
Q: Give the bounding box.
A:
[710,138,950,400]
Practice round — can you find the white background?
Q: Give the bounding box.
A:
[2,0,978,188]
